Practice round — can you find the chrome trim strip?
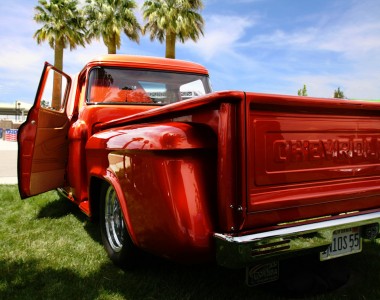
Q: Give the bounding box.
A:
[215,212,380,243]
[214,211,380,268]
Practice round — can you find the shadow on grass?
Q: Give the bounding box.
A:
[15,195,380,299]
[37,196,81,219]
[2,249,379,300]
[0,256,256,300]
[36,195,103,245]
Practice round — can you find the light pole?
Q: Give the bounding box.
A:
[17,102,21,122]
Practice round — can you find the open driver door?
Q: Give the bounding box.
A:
[18,63,72,199]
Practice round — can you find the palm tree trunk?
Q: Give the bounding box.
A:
[52,39,64,110]
[108,34,117,54]
[54,39,64,71]
[165,31,176,59]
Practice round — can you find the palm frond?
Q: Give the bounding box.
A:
[83,0,141,53]
[142,0,205,58]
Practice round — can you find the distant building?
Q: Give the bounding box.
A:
[0,101,32,123]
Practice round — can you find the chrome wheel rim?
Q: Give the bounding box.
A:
[104,185,125,252]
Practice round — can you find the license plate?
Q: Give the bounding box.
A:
[320,227,362,261]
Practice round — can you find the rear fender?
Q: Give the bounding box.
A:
[103,122,216,151]
[87,122,217,257]
[87,171,141,247]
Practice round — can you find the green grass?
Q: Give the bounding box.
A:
[1,185,380,299]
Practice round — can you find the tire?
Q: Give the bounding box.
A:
[100,183,140,269]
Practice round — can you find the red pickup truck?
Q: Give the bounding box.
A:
[18,55,380,285]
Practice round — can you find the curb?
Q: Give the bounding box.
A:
[0,177,18,185]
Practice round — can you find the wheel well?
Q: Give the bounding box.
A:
[89,176,108,222]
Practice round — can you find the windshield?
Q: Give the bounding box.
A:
[86,67,212,105]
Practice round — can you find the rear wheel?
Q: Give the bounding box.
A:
[100,183,139,269]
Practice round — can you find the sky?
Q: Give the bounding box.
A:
[0,0,380,104]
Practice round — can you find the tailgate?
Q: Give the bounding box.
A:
[245,93,380,229]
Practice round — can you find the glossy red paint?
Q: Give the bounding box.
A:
[18,55,221,263]
[95,90,243,132]
[83,54,209,75]
[18,63,71,198]
[84,120,218,260]
[120,151,216,261]
[18,107,38,197]
[243,93,380,231]
[18,55,380,267]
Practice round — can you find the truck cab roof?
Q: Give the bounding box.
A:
[83,55,209,75]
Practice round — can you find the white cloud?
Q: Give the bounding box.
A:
[0,40,45,70]
[318,23,380,59]
[220,0,380,99]
[64,41,108,73]
[1,0,380,102]
[253,1,380,57]
[0,1,109,102]
[182,14,255,60]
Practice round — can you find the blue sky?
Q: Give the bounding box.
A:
[1,0,380,104]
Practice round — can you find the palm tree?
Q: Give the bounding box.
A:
[34,0,87,71]
[142,0,205,59]
[34,0,87,109]
[84,0,141,54]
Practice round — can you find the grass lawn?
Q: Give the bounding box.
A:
[1,185,380,299]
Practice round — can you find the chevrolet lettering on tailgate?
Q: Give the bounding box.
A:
[274,137,380,163]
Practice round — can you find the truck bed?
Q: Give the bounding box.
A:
[244,93,380,231]
[215,92,380,268]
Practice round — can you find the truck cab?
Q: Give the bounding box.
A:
[18,55,212,211]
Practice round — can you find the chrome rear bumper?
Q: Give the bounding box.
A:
[214,211,380,268]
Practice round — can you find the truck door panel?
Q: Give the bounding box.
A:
[18,63,71,198]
